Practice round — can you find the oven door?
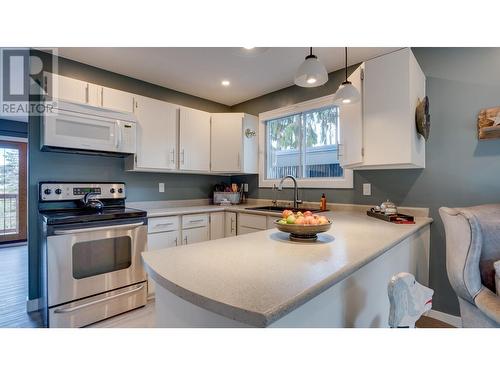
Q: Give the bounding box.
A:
[46,219,147,307]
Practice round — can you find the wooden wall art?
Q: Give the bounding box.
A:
[477,106,500,140]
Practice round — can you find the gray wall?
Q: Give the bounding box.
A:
[231,48,500,316]
[28,51,231,300]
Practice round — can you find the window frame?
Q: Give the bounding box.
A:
[258,94,353,189]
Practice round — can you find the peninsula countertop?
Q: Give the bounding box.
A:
[142,210,433,327]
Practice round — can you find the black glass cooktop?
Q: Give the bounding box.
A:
[40,207,147,225]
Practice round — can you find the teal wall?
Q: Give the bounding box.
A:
[231,48,500,316]
[28,51,231,300]
[28,48,500,316]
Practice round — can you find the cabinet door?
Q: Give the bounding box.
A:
[179,107,211,171]
[182,226,209,245]
[101,86,134,112]
[339,64,364,168]
[210,212,225,240]
[224,212,237,237]
[147,230,180,295]
[44,73,88,104]
[211,113,243,172]
[362,48,412,167]
[134,95,178,170]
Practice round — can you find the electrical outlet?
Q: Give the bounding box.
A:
[159,182,165,193]
[363,183,371,196]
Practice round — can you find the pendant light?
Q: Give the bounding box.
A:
[333,47,360,104]
[294,47,328,88]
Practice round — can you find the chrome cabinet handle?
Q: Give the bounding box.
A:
[174,237,178,246]
[170,149,175,164]
[188,219,204,223]
[54,222,143,235]
[53,284,145,314]
[85,84,89,103]
[230,217,235,233]
[180,149,185,165]
[155,223,173,228]
[184,236,188,244]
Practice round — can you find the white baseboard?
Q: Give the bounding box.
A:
[425,309,462,327]
[26,298,40,313]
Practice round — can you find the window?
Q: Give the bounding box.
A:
[259,95,353,189]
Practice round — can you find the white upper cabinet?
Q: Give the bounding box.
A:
[356,48,425,169]
[44,72,89,105]
[100,86,135,113]
[179,107,211,172]
[211,113,258,173]
[127,95,178,171]
[339,64,364,168]
[44,73,134,113]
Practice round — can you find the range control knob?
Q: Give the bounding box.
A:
[55,188,62,195]
[44,188,52,195]
[110,188,116,194]
[118,188,123,194]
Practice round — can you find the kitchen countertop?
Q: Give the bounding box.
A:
[142,210,433,327]
[128,199,429,218]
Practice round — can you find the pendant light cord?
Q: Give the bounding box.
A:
[344,47,348,81]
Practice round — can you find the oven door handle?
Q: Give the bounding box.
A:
[53,222,144,235]
[53,284,145,314]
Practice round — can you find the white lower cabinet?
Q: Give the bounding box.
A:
[146,216,181,296]
[210,212,225,240]
[224,212,237,237]
[182,226,209,245]
[237,213,267,235]
[182,213,209,244]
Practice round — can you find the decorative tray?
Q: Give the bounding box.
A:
[366,210,415,224]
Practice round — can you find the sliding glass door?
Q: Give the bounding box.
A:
[0,140,27,243]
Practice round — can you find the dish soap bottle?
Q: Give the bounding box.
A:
[320,193,327,211]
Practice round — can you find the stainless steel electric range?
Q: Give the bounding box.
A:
[38,182,148,328]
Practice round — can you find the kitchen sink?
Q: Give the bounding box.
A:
[246,206,328,213]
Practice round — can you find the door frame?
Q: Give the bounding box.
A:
[0,136,28,243]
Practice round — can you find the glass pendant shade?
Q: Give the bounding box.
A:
[294,49,328,88]
[333,47,360,104]
[333,81,360,104]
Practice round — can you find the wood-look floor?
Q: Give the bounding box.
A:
[0,245,43,328]
[0,245,454,329]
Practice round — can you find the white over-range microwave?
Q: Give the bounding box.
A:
[41,100,137,155]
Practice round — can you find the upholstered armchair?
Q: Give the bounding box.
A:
[439,205,500,328]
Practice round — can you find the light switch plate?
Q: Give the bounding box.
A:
[159,182,165,193]
[363,183,371,196]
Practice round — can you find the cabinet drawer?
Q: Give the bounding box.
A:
[148,216,180,233]
[182,213,209,229]
[237,226,261,235]
[238,213,267,230]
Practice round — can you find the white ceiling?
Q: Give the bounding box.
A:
[56,47,401,106]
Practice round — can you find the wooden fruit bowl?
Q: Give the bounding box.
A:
[274,219,332,242]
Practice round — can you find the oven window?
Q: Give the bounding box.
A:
[72,236,132,279]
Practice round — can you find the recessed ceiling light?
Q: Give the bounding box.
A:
[221,80,230,86]
[243,47,255,50]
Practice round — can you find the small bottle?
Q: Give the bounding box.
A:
[320,193,327,211]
